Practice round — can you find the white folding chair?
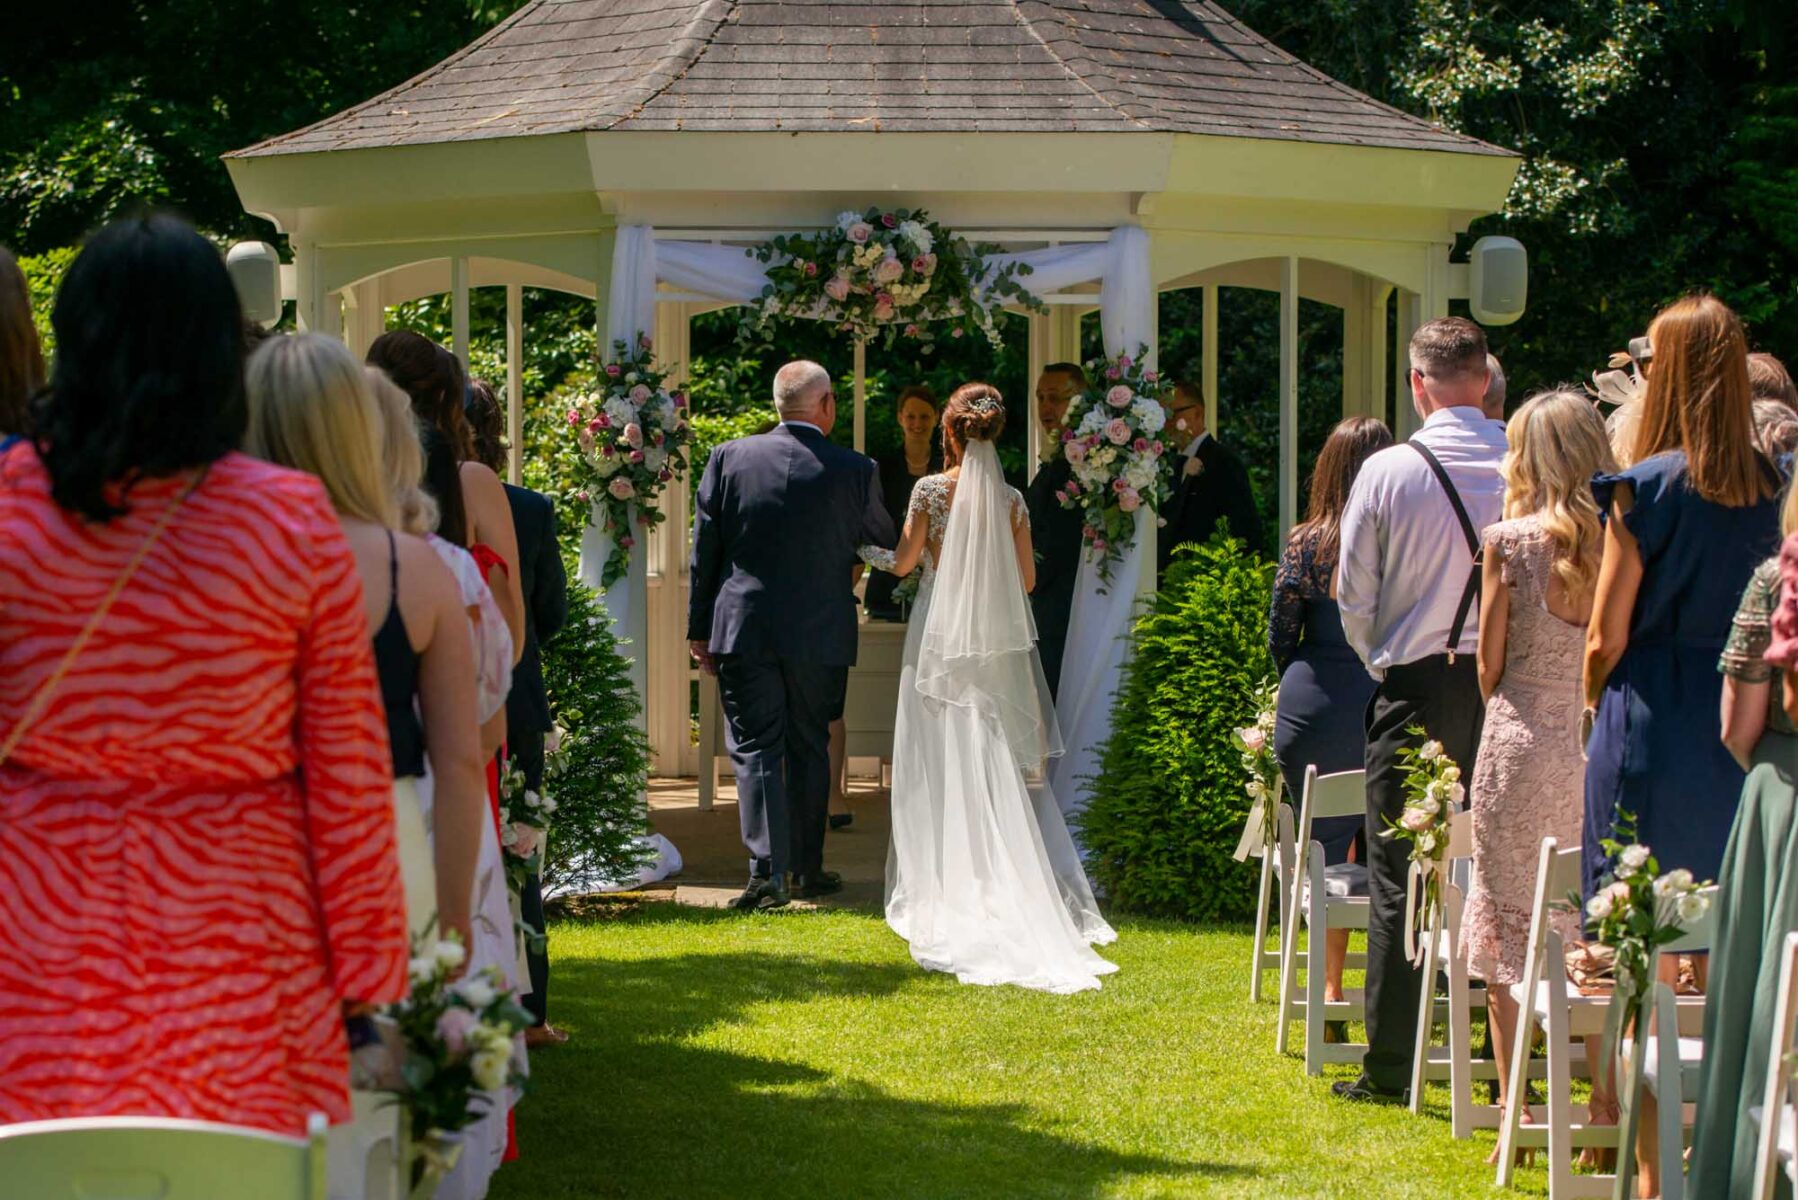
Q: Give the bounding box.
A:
[1408,810,1502,1138]
[1496,838,1616,1198]
[1275,765,1370,1074]
[1614,886,1716,1200]
[1751,931,1798,1200]
[1246,775,1289,1003]
[0,1112,329,1200]
[327,1091,406,1200]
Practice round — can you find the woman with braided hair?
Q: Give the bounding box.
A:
[860,382,1117,993]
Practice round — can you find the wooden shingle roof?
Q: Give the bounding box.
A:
[231,0,1510,158]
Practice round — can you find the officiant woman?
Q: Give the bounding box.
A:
[865,384,941,620]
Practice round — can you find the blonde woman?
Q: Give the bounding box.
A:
[1465,390,1617,1155]
[244,334,485,951]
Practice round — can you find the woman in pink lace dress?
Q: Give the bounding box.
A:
[1465,390,1615,1155]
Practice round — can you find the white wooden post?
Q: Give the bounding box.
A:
[852,338,867,454]
[450,257,470,369]
[1278,256,1300,542]
[505,283,523,486]
[1027,310,1049,478]
[646,301,692,781]
[1342,278,1366,419]
[1369,281,1391,428]
[1394,287,1423,439]
[293,239,326,334]
[1202,282,1219,437]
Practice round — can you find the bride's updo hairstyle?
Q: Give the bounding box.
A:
[942,382,1005,465]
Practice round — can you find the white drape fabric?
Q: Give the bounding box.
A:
[599,224,1156,836]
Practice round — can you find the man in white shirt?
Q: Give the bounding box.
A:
[1332,318,1508,1103]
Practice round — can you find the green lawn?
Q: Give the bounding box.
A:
[492,901,1552,1199]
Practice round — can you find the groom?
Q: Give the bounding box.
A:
[688,360,897,911]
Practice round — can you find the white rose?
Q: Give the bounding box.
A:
[1400,805,1434,832]
[1426,780,1449,802]
[453,976,497,1009]
[469,1032,512,1091]
[644,448,668,476]
[1238,727,1266,753]
[1440,765,1461,783]
[1620,844,1650,872]
[1419,740,1444,762]
[604,397,636,428]
[1450,782,1466,805]
[540,793,558,815]
[546,726,565,755]
[624,371,640,384]
[898,219,934,256]
[1413,794,1440,817]
[1586,890,1614,920]
[432,939,466,971]
[592,451,622,479]
[408,956,437,985]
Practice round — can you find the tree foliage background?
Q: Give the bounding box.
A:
[4,0,1796,532]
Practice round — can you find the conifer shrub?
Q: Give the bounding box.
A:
[1075,533,1275,922]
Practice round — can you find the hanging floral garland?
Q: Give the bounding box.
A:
[1055,348,1174,587]
[561,335,693,588]
[743,207,1043,350]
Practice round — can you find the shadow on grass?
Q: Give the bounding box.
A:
[498,904,1248,1199]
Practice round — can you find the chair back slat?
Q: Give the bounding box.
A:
[1442,806,1474,861]
[1657,885,1719,956]
[1301,767,1366,824]
[0,1114,327,1200]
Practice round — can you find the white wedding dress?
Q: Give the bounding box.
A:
[864,440,1117,994]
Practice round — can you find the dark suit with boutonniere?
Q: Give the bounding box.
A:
[689,423,896,897]
[1026,454,1084,698]
[1157,433,1264,576]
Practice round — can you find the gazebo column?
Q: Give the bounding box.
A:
[852,340,867,454]
[1201,284,1218,438]
[343,279,385,358]
[1393,287,1423,438]
[1340,276,1392,423]
[645,300,694,780]
[1367,282,1391,426]
[450,257,471,369]
[505,283,524,485]
[1278,256,1299,541]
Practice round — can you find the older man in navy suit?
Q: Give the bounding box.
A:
[688,360,897,910]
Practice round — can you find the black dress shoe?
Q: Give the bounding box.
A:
[829,813,855,831]
[1331,1076,1407,1104]
[792,871,844,899]
[729,876,790,911]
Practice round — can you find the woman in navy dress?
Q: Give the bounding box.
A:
[1582,294,1783,899]
[1269,417,1392,1020]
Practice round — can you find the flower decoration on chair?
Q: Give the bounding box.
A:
[744,207,1042,351]
[1379,726,1464,965]
[1055,348,1173,587]
[563,335,692,588]
[496,747,557,958]
[1230,678,1281,862]
[383,932,534,1197]
[1573,808,1712,1069]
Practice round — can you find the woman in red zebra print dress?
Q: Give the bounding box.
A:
[0,216,409,1137]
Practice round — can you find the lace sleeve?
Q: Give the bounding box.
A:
[1267,536,1307,675]
[859,545,898,574]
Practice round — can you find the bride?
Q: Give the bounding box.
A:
[862,382,1117,993]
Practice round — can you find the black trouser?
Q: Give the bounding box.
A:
[716,651,847,879]
[510,728,551,1028]
[1361,654,1485,1092]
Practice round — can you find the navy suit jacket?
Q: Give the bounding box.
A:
[502,483,568,735]
[687,424,896,667]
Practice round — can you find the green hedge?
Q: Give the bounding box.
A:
[1075,533,1275,922]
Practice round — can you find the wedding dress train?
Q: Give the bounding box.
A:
[868,440,1116,994]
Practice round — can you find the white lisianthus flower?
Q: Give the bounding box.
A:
[1676,890,1710,925]
[624,372,640,385]
[1619,844,1650,872]
[1413,794,1440,817]
[469,1028,512,1091]
[1450,781,1466,805]
[432,939,466,971]
[1653,867,1695,898]
[1440,765,1461,783]
[1237,727,1266,753]
[1426,779,1449,802]
[540,793,558,815]
[1419,740,1444,762]
[408,956,437,986]
[1400,805,1434,832]
[453,975,497,1009]
[1587,890,1615,920]
[898,220,933,256]
[523,789,543,810]
[546,725,565,755]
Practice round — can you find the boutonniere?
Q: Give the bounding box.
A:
[1183,456,1204,479]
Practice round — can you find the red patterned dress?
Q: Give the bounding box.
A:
[0,445,409,1136]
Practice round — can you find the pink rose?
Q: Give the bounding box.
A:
[639,334,653,351]
[577,430,595,453]
[847,222,873,244]
[1082,525,1097,540]
[872,294,896,322]
[637,512,651,526]
[917,253,938,276]
[1112,478,1128,493]
[1118,355,1133,370]
[1092,538,1107,553]
[1107,385,1134,409]
[874,257,904,284]
[804,261,819,277]
[904,324,921,338]
[1065,441,1087,465]
[1400,806,1434,832]
[629,450,646,464]
[1117,486,1141,512]
[1151,440,1164,455]
[824,276,851,303]
[1238,727,1266,752]
[436,1006,479,1056]
[600,444,615,458]
[1143,369,1158,384]
[619,534,636,549]
[587,416,606,433]
[629,384,652,404]
[506,823,543,860]
[566,410,581,427]
[1105,366,1121,381]
[1105,418,1132,445]
[672,392,688,409]
[1055,490,1069,504]
[576,489,590,503]
[1060,428,1075,442]
[659,467,674,482]
[1066,481,1081,496]
[623,423,644,449]
[1133,437,1149,453]
[881,213,897,229]
[605,364,622,378]
[652,429,666,447]
[608,477,636,501]
[951,327,964,339]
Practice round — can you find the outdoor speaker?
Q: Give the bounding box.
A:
[226,240,284,329]
[1469,236,1527,326]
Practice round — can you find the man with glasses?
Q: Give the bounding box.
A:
[688,360,896,911]
[1156,373,1264,578]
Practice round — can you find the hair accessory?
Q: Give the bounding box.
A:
[966,395,1003,416]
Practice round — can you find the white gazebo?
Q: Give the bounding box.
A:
[226,0,1520,799]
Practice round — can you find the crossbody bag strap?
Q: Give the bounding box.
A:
[1409,442,1482,662]
[0,468,205,768]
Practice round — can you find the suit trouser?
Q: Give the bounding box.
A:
[509,729,552,1027]
[1361,654,1485,1092]
[716,651,847,879]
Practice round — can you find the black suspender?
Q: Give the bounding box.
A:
[1409,442,1482,663]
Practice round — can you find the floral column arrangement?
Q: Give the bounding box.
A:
[1056,348,1174,588]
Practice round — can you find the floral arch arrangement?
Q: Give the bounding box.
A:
[743,207,1044,350]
